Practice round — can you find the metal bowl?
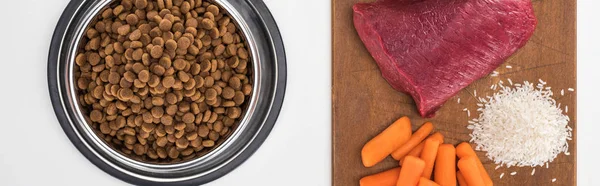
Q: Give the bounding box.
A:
[48,0,286,185]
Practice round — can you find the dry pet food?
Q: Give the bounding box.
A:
[74,0,253,163]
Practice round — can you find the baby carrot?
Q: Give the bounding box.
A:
[400,132,444,165]
[456,142,493,186]
[418,177,441,186]
[360,167,401,186]
[434,144,456,186]
[420,138,441,179]
[457,171,468,186]
[457,156,485,186]
[397,156,426,186]
[392,122,434,160]
[362,116,412,167]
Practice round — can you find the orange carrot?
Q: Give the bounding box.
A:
[456,142,493,186]
[420,138,441,179]
[397,156,426,186]
[418,177,441,186]
[457,171,468,186]
[434,144,456,186]
[360,167,402,186]
[458,156,485,186]
[362,116,412,167]
[392,122,434,160]
[400,132,445,165]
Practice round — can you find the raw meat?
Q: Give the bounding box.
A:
[353,0,537,117]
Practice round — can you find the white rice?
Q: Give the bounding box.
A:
[466,79,571,168]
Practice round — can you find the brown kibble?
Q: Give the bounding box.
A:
[238,48,248,59]
[177,71,190,82]
[177,37,191,49]
[165,39,177,51]
[123,127,136,136]
[141,122,156,132]
[173,59,187,71]
[150,45,164,58]
[186,132,198,141]
[168,147,180,158]
[148,75,160,87]
[197,125,209,138]
[75,53,87,66]
[147,149,159,159]
[220,127,230,136]
[222,87,235,99]
[205,88,217,100]
[124,135,137,144]
[223,117,235,127]
[132,48,144,60]
[164,93,176,105]
[87,53,101,66]
[151,107,164,118]
[242,84,252,95]
[228,76,241,90]
[152,65,166,76]
[233,91,245,105]
[208,131,219,141]
[182,112,195,123]
[108,72,120,84]
[133,144,146,155]
[162,76,175,88]
[202,140,215,147]
[152,97,165,106]
[119,88,134,100]
[166,105,178,115]
[126,14,139,25]
[226,44,237,56]
[227,107,241,119]
[204,76,215,87]
[174,122,186,131]
[134,0,147,9]
[161,115,173,125]
[214,44,225,56]
[176,137,189,149]
[90,110,103,122]
[222,32,233,44]
[206,5,219,15]
[117,24,131,36]
[227,56,239,68]
[156,136,168,147]
[175,129,185,139]
[138,69,150,82]
[190,137,202,147]
[153,37,165,47]
[214,121,224,133]
[157,147,168,158]
[200,18,214,29]
[209,28,219,39]
[159,19,173,32]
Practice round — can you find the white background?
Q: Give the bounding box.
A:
[0,0,596,185]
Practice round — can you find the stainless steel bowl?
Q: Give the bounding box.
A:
[48,0,286,185]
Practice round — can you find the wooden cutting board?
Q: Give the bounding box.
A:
[332,0,576,185]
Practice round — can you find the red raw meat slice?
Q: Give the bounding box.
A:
[353,0,536,117]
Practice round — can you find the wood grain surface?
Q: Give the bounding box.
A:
[332,0,576,185]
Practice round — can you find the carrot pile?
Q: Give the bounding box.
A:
[359,116,493,186]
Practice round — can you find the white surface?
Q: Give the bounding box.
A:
[0,0,597,185]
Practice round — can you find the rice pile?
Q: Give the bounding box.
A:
[467,80,572,168]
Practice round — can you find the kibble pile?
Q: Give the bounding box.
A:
[74,0,252,163]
